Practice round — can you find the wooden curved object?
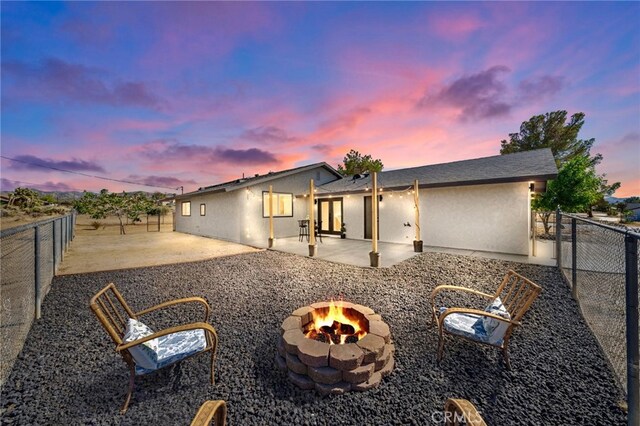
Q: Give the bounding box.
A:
[444,398,486,426]
[190,400,227,426]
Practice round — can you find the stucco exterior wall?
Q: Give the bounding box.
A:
[175,190,244,241]
[340,192,415,243]
[339,182,530,255]
[421,182,531,255]
[177,170,531,255]
[176,166,338,244]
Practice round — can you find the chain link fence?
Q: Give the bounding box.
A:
[556,211,639,425]
[0,213,76,388]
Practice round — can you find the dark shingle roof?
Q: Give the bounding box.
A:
[317,148,558,194]
[177,162,341,199]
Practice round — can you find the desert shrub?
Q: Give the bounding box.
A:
[91,221,102,230]
[43,206,67,215]
[0,208,16,218]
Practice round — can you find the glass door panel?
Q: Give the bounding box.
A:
[332,200,342,231]
[321,202,330,231]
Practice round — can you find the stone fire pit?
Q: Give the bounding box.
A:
[275,301,394,395]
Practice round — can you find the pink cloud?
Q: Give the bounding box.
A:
[420,65,512,120]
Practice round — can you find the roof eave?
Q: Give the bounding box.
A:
[300,173,558,197]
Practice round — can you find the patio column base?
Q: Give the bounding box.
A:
[268,238,274,248]
[369,251,380,267]
[308,244,317,257]
[413,240,423,252]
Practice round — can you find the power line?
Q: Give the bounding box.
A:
[1,155,179,191]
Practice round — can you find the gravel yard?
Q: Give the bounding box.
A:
[0,251,627,425]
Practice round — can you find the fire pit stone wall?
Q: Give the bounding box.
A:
[276,301,394,395]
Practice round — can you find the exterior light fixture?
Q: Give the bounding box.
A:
[379,195,383,202]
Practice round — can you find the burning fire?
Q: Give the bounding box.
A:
[304,300,368,344]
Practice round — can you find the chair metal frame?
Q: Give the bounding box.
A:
[90,283,218,413]
[430,270,542,369]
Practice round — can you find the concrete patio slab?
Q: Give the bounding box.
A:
[255,236,556,268]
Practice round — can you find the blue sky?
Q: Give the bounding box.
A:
[1,2,639,195]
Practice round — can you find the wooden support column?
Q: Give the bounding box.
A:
[370,172,380,267]
[413,179,423,252]
[268,185,274,248]
[308,179,316,256]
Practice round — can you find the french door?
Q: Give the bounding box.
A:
[317,198,343,235]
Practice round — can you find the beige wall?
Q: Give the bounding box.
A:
[339,182,531,255]
[177,172,532,255]
[422,182,531,255]
[176,167,338,244]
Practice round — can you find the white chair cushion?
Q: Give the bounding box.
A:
[482,297,511,345]
[134,328,207,375]
[123,318,159,370]
[440,307,489,343]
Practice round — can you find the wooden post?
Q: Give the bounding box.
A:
[413,179,423,252]
[308,179,316,256]
[531,210,537,257]
[268,185,274,248]
[370,172,380,267]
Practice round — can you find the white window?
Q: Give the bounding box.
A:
[200,203,206,216]
[181,201,191,216]
[262,192,293,217]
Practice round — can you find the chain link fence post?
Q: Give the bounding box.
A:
[52,218,57,272]
[571,217,578,299]
[34,225,41,319]
[625,235,639,426]
[556,208,562,269]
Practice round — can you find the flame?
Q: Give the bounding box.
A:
[304,300,368,344]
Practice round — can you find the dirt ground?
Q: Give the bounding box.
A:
[57,214,261,275]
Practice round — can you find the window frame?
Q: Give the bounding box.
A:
[262,191,294,218]
[181,201,191,216]
[200,203,206,216]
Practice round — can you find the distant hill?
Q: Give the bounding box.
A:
[605,196,640,204]
[1,190,85,203]
[1,189,165,203]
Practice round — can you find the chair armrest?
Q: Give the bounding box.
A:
[430,285,495,317]
[438,307,521,328]
[117,322,218,352]
[136,296,211,322]
[431,285,495,303]
[190,400,227,426]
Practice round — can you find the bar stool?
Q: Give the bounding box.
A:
[314,220,323,243]
[298,220,309,242]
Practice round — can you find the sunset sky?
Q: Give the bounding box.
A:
[2,2,639,196]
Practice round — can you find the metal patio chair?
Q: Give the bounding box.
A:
[430,270,542,369]
[90,283,219,413]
